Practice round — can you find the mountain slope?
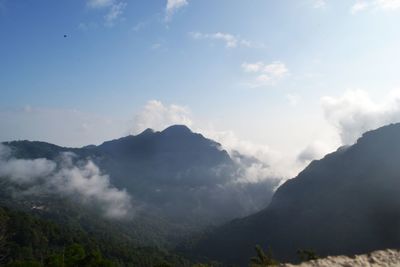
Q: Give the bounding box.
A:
[0,206,191,267]
[0,125,279,249]
[190,123,400,265]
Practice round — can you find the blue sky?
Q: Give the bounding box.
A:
[1,0,400,176]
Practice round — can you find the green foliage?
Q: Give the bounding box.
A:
[65,244,86,266]
[0,206,192,267]
[0,208,9,264]
[5,260,43,267]
[249,245,278,267]
[297,249,319,262]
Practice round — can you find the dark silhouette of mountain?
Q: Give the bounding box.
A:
[1,125,279,249]
[190,123,400,265]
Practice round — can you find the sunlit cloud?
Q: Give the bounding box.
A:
[190,32,263,48]
[321,89,400,144]
[166,0,188,21]
[86,0,126,26]
[351,0,400,13]
[241,61,289,88]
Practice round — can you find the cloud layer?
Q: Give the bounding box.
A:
[0,144,132,219]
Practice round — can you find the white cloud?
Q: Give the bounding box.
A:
[351,0,371,13]
[104,2,126,26]
[131,100,193,134]
[376,0,400,9]
[241,61,289,87]
[321,89,400,145]
[87,0,114,8]
[53,153,132,218]
[297,141,333,163]
[264,61,289,78]
[86,0,126,26]
[202,128,303,180]
[351,0,400,13]
[166,0,188,20]
[241,62,264,73]
[313,0,327,8]
[190,32,259,48]
[0,144,56,184]
[0,146,132,219]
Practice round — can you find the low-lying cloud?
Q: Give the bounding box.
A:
[0,144,132,219]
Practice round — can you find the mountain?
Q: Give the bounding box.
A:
[189,123,400,265]
[0,125,279,249]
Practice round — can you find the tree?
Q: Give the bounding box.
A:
[249,245,278,267]
[64,244,85,267]
[297,249,319,262]
[0,209,9,264]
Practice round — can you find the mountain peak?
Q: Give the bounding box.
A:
[138,128,155,136]
[161,125,192,135]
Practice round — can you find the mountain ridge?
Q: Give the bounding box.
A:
[0,125,279,252]
[189,123,400,265]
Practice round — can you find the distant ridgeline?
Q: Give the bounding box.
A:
[0,125,279,266]
[189,123,400,266]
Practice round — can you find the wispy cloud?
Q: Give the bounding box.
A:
[190,32,263,48]
[351,0,400,13]
[86,0,126,26]
[313,0,327,8]
[87,0,114,8]
[104,2,127,26]
[166,0,188,21]
[376,0,400,9]
[351,0,371,13]
[241,61,289,87]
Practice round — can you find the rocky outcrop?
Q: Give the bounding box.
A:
[281,249,400,267]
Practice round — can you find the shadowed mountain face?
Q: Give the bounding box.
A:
[190,123,400,265]
[1,125,279,247]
